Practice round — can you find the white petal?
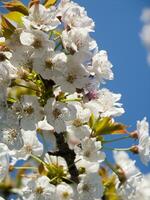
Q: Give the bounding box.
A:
[20,31,34,46]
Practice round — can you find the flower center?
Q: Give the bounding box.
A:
[86,91,98,100]
[62,192,69,199]
[83,150,91,158]
[82,183,90,192]
[7,128,18,143]
[53,108,62,119]
[73,119,82,127]
[32,39,42,49]
[8,129,17,139]
[0,53,7,62]
[25,59,33,68]
[45,59,53,69]
[46,163,66,185]
[24,105,34,115]
[66,73,76,83]
[25,145,32,154]
[35,186,44,194]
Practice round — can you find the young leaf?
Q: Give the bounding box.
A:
[3,0,29,15]
[7,97,17,103]
[88,113,95,129]
[99,167,119,200]
[44,0,57,8]
[94,117,127,135]
[1,15,16,38]
[4,11,24,26]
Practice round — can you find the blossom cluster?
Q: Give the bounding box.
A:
[0,0,150,199]
[140,8,150,64]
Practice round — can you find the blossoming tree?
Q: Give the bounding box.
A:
[0,0,150,199]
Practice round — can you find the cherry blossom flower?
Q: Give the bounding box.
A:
[12,129,43,160]
[0,0,149,199]
[77,173,103,200]
[23,4,60,31]
[0,143,9,181]
[44,98,76,133]
[85,88,125,118]
[136,118,150,165]
[22,176,56,200]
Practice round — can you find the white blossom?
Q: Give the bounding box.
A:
[0,51,18,81]
[135,174,150,200]
[56,182,75,200]
[0,110,23,150]
[32,49,67,80]
[54,64,90,93]
[23,176,55,200]
[0,1,149,199]
[77,173,103,200]
[66,102,91,148]
[61,3,94,31]
[85,88,125,118]
[12,129,43,160]
[23,4,60,31]
[13,95,44,130]
[89,50,114,83]
[0,143,9,181]
[113,151,142,200]
[136,117,150,165]
[20,30,54,57]
[75,137,105,163]
[44,98,76,133]
[61,28,97,54]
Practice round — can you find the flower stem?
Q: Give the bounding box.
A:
[54,41,62,50]
[60,98,82,103]
[103,146,131,151]
[15,84,40,92]
[40,132,48,152]
[30,154,46,166]
[103,136,130,144]
[14,166,38,171]
[104,158,119,176]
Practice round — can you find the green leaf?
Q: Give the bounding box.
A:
[44,0,57,8]
[3,0,28,15]
[1,15,16,39]
[7,97,17,103]
[88,113,95,129]
[94,117,110,133]
[94,117,127,135]
[4,11,24,26]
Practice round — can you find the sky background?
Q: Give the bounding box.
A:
[0,0,150,173]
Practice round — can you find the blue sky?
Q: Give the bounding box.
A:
[1,0,150,173]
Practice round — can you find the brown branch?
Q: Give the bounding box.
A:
[48,132,79,183]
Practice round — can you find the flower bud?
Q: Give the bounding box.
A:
[130,131,138,139]
[116,167,126,183]
[130,145,139,154]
